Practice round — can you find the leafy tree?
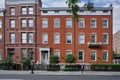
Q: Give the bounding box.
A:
[65,54,76,64]
[49,55,59,64]
[66,0,94,22]
[21,58,31,70]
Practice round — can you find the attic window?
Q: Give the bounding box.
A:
[43,11,48,13]
[103,10,108,13]
[54,10,59,13]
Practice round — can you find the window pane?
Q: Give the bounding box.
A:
[102,51,108,61]
[102,18,108,28]
[42,33,48,44]
[54,33,60,44]
[0,20,2,28]
[28,33,33,43]
[102,34,108,44]
[79,18,85,28]
[22,33,26,43]
[66,18,72,28]
[54,50,60,57]
[21,48,26,58]
[66,33,72,43]
[90,34,96,42]
[22,7,26,14]
[54,18,60,28]
[28,7,33,14]
[42,19,48,28]
[0,50,2,60]
[28,19,33,27]
[10,33,15,43]
[10,19,15,28]
[0,34,2,43]
[78,51,84,61]
[21,19,26,27]
[79,34,85,44]
[10,7,15,15]
[66,51,72,56]
[90,19,96,28]
[91,51,96,61]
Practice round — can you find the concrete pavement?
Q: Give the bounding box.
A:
[0,70,120,75]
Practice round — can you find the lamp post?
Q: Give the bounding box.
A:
[81,61,84,75]
[29,49,34,74]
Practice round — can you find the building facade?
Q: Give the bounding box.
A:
[0,0,113,65]
[113,31,120,54]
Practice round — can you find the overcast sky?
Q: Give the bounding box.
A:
[0,0,120,34]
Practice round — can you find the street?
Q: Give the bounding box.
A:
[0,74,120,80]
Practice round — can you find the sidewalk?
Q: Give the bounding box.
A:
[0,70,120,75]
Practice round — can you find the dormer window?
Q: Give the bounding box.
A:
[43,11,48,13]
[54,10,59,13]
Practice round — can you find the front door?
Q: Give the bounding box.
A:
[41,51,48,64]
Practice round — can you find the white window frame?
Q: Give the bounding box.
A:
[79,18,85,28]
[0,50,2,60]
[10,19,15,28]
[28,19,33,27]
[54,33,60,44]
[66,18,72,28]
[102,18,108,28]
[54,18,60,28]
[79,33,85,44]
[42,19,48,28]
[91,50,97,61]
[66,50,72,57]
[42,33,48,44]
[102,33,108,44]
[90,18,96,28]
[90,33,97,43]
[10,7,15,15]
[22,7,27,14]
[102,50,108,61]
[10,33,15,43]
[0,20,2,28]
[21,19,26,28]
[78,50,84,61]
[54,50,60,58]
[22,33,27,43]
[28,32,33,43]
[28,6,33,14]
[66,33,72,44]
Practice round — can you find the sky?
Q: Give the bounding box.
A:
[0,0,120,34]
[41,0,120,34]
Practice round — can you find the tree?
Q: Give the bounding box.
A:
[66,0,94,22]
[21,58,31,70]
[49,55,59,64]
[65,54,76,64]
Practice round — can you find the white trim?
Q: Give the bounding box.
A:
[54,50,60,58]
[54,32,60,44]
[102,50,108,62]
[90,18,97,28]
[78,50,85,61]
[90,50,97,61]
[79,18,85,28]
[79,33,85,44]
[66,50,72,56]
[102,18,108,28]
[90,33,97,42]
[66,32,72,44]
[102,33,108,44]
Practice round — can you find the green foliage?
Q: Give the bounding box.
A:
[47,65,60,71]
[21,58,30,70]
[65,54,76,63]
[63,67,80,71]
[1,57,13,66]
[49,55,59,64]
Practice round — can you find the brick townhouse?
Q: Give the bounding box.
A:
[0,0,113,66]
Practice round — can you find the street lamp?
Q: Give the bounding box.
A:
[29,49,34,74]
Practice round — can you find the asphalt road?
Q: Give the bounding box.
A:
[0,74,120,80]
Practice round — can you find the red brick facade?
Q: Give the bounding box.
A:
[0,0,113,64]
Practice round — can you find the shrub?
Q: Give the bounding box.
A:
[21,58,31,70]
[65,54,76,64]
[49,55,59,64]
[63,67,80,71]
[47,64,60,71]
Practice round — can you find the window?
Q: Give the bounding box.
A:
[79,18,85,28]
[102,33,108,44]
[66,33,72,44]
[79,33,85,44]
[54,33,60,44]
[0,20,2,28]
[28,6,33,14]
[90,33,96,43]
[22,33,26,43]
[54,18,60,28]
[42,19,48,28]
[78,50,84,61]
[90,18,96,28]
[21,19,26,27]
[66,18,72,28]
[42,33,48,44]
[0,50,2,60]
[28,19,33,27]
[10,33,15,43]
[54,50,60,57]
[102,18,108,28]
[28,48,33,59]
[28,33,33,43]
[22,7,26,14]
[10,7,15,15]
[21,48,26,58]
[91,50,96,61]
[102,50,108,61]
[66,50,72,56]
[0,34,2,43]
[10,19,15,28]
